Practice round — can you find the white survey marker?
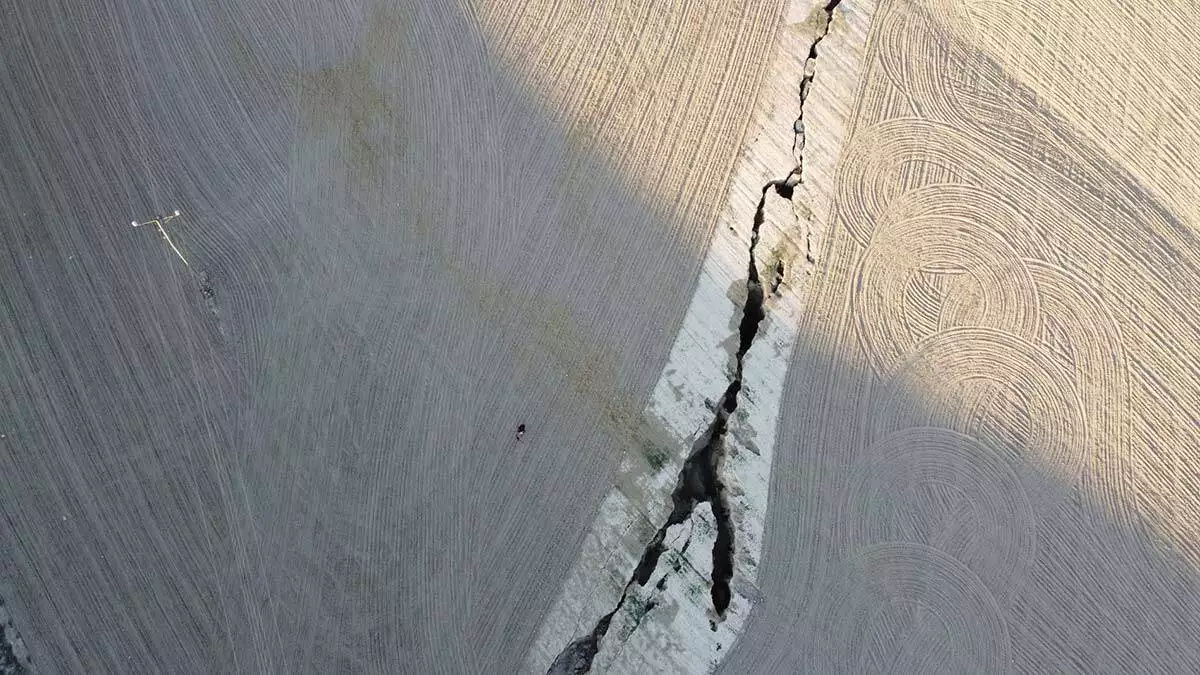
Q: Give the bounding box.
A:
[132,209,190,266]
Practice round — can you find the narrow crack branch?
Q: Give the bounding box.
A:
[547,605,622,675]
[792,0,843,182]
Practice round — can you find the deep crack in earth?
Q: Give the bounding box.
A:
[545,2,844,668]
[546,180,790,674]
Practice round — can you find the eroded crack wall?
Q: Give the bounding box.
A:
[526,1,876,672]
[545,178,784,674]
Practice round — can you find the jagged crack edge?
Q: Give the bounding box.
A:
[792,0,843,180]
[545,181,792,673]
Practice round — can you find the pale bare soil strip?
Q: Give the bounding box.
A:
[722,1,1200,672]
[525,2,876,672]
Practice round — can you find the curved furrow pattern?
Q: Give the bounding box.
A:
[805,542,1012,674]
[872,327,1086,505]
[853,183,1042,377]
[834,427,1037,604]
